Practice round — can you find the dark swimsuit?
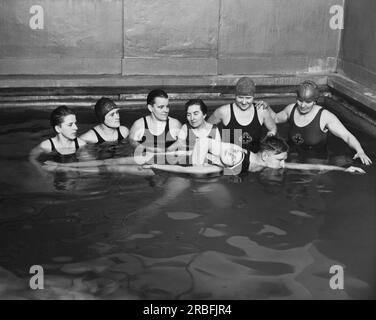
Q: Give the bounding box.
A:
[222,103,263,152]
[241,150,251,173]
[91,127,126,160]
[140,117,176,164]
[288,104,328,154]
[223,150,251,175]
[140,117,175,150]
[49,138,79,163]
[91,127,125,144]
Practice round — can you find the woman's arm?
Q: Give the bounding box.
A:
[29,140,52,176]
[324,111,372,165]
[284,162,365,173]
[44,149,191,168]
[150,164,223,175]
[260,108,277,136]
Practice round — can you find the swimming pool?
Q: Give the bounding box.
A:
[0,101,375,299]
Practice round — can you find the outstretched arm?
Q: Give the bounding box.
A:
[44,157,136,168]
[150,164,223,176]
[284,162,365,173]
[324,111,372,165]
[44,149,191,168]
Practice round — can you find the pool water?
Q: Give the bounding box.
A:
[0,105,375,299]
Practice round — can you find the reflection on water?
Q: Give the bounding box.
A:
[0,109,375,299]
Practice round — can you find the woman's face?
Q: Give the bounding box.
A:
[56,114,78,140]
[104,109,120,128]
[186,104,206,128]
[220,147,243,167]
[296,99,315,114]
[235,95,254,110]
[148,97,169,121]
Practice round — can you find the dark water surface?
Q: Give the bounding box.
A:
[0,106,375,299]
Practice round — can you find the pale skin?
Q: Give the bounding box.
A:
[265,101,372,165]
[29,114,87,175]
[80,108,129,143]
[207,96,277,136]
[149,137,365,175]
[168,103,221,152]
[129,96,181,152]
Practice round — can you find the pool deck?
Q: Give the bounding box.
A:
[0,73,375,116]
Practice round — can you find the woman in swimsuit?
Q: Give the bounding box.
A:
[168,99,221,165]
[29,106,86,173]
[150,136,365,176]
[80,97,129,144]
[265,80,372,165]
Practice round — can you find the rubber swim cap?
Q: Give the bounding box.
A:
[297,81,319,102]
[94,98,118,123]
[235,77,256,96]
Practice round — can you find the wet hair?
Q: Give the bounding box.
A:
[296,80,320,102]
[260,136,289,155]
[50,106,75,132]
[146,89,168,106]
[184,99,208,115]
[95,97,117,123]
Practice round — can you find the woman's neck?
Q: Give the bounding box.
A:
[149,114,167,125]
[55,134,74,147]
[191,121,210,132]
[98,123,117,135]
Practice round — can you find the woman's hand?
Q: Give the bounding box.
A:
[353,152,372,166]
[255,100,270,110]
[345,166,366,174]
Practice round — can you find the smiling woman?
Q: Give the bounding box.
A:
[267,81,372,165]
[129,89,182,153]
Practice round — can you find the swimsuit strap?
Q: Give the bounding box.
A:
[117,127,124,141]
[310,107,326,133]
[230,103,235,121]
[252,103,260,125]
[165,117,170,138]
[316,107,325,120]
[49,138,56,152]
[74,138,79,151]
[92,128,105,143]
[288,104,299,126]
[143,117,149,130]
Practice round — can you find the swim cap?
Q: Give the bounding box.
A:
[297,81,319,102]
[94,98,118,123]
[235,77,256,96]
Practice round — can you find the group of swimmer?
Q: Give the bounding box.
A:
[30,77,372,176]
